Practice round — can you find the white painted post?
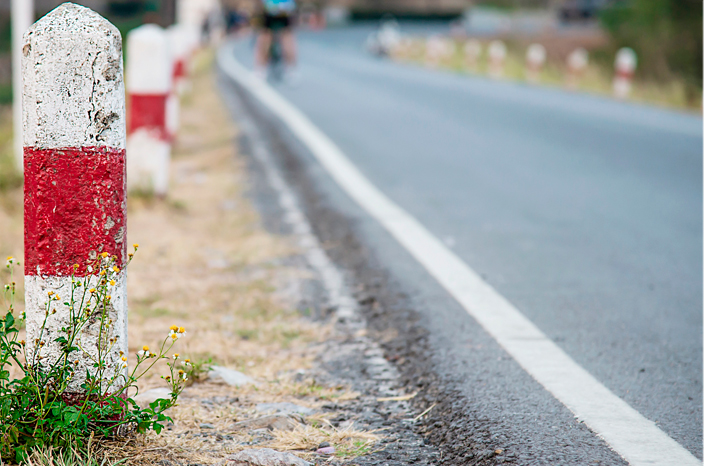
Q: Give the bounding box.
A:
[613,47,637,100]
[22,3,128,397]
[11,0,33,171]
[426,36,444,68]
[177,0,205,49]
[488,40,507,79]
[566,47,588,90]
[525,43,546,83]
[167,24,191,95]
[464,39,482,72]
[126,24,172,196]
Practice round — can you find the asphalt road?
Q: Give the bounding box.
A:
[225,25,702,463]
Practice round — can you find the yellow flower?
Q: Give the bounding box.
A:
[99,270,106,276]
[112,266,120,273]
[6,256,11,261]
[133,243,139,249]
[121,356,127,362]
[171,334,178,340]
[106,295,111,301]
[47,291,54,296]
[109,280,116,286]
[178,327,185,333]
[173,353,180,359]
[142,345,149,352]
[169,325,178,331]
[89,288,96,294]
[73,264,79,269]
[101,252,109,258]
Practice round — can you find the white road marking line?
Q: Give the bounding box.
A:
[217,44,702,466]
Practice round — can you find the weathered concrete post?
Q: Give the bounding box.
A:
[23,3,128,396]
[168,24,190,95]
[177,0,204,50]
[613,47,637,100]
[566,48,588,90]
[126,24,172,196]
[11,0,33,171]
[488,40,506,79]
[464,39,481,72]
[525,43,546,84]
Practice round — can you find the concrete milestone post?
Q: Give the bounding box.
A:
[168,24,191,95]
[488,40,507,79]
[566,47,588,90]
[464,39,481,72]
[22,3,128,396]
[11,0,33,171]
[613,47,637,100]
[126,24,172,196]
[525,43,546,84]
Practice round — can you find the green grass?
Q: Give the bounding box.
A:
[0,106,22,193]
[397,38,702,111]
[335,440,377,459]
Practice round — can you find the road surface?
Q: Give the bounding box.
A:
[220,25,702,464]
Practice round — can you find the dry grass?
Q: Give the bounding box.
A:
[0,50,381,464]
[393,37,702,111]
[116,52,380,463]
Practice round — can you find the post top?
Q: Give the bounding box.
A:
[26,2,120,42]
[130,23,166,39]
[22,2,126,150]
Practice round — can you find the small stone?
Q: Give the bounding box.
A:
[256,402,314,416]
[225,448,311,466]
[231,414,303,432]
[132,387,171,408]
[200,423,215,429]
[316,446,335,455]
[318,442,330,449]
[208,366,254,387]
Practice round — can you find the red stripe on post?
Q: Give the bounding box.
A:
[173,59,186,80]
[128,94,168,136]
[24,146,127,277]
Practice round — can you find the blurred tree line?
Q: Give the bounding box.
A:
[600,0,702,99]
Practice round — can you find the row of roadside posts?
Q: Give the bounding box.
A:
[422,37,638,99]
[15,0,221,399]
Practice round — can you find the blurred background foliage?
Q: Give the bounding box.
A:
[600,0,702,100]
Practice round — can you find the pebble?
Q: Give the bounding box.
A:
[208,366,254,387]
[316,446,335,455]
[231,414,303,432]
[225,448,311,466]
[256,402,314,416]
[132,387,172,408]
[200,423,215,429]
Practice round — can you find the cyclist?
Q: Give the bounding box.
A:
[254,0,298,79]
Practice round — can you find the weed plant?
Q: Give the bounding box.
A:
[0,248,192,462]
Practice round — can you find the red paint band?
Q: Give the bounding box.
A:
[173,59,186,80]
[24,146,127,277]
[616,70,634,80]
[128,93,168,136]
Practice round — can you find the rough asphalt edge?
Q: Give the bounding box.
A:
[217,72,444,465]
[216,69,622,465]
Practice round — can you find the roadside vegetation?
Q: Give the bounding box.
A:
[0,52,382,464]
[392,37,700,110]
[394,0,702,111]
